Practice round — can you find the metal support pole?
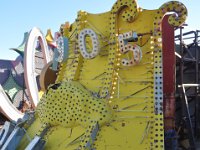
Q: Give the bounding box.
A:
[179,27,185,118]
[181,86,196,149]
[178,27,196,149]
[195,30,200,138]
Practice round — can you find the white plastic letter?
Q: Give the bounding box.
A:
[78,29,99,59]
[118,31,142,66]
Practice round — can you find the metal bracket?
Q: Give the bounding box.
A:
[85,122,99,149]
[0,121,15,148]
[1,127,25,150]
[25,136,45,150]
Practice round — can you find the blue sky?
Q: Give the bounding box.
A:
[0,0,199,60]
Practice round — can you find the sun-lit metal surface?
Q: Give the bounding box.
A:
[0,121,15,148]
[24,27,51,108]
[1,127,25,150]
[5,0,188,149]
[0,85,24,121]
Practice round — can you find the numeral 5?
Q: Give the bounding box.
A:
[118,31,142,66]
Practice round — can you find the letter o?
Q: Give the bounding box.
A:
[78,29,99,59]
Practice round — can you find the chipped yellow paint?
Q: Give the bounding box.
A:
[17,0,187,150]
[45,29,54,44]
[38,91,44,99]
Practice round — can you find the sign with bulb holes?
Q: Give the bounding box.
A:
[17,0,187,150]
